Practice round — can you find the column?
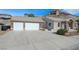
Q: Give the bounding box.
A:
[66,21,69,30]
[23,22,25,31]
[60,22,62,29]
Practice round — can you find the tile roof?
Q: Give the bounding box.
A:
[11,16,44,23]
[45,15,77,21]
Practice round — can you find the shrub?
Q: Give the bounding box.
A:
[77,29,79,33]
[56,29,68,35]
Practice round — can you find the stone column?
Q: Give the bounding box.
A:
[66,21,69,30]
[72,21,76,29]
[60,22,62,29]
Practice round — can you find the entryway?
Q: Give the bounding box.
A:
[68,19,73,29]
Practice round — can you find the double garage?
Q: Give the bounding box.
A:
[11,17,44,31]
[13,22,40,31]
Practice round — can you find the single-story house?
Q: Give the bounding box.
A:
[11,16,45,31]
[43,9,78,32]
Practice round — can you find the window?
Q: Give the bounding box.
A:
[49,23,51,26]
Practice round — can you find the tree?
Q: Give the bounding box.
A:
[24,13,35,17]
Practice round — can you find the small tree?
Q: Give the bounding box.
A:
[24,13,35,17]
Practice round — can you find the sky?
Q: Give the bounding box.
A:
[0,9,79,16]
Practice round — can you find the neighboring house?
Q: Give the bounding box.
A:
[43,9,78,32]
[11,16,45,31]
[0,14,12,31]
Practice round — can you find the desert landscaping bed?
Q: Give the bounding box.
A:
[56,29,79,36]
[0,31,6,35]
[65,31,79,36]
[0,29,10,36]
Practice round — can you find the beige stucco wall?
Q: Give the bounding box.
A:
[39,23,45,30]
[51,21,60,32]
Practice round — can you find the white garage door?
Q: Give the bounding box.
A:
[13,22,24,31]
[25,23,39,30]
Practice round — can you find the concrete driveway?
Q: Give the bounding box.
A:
[0,31,79,50]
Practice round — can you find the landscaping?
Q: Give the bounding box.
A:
[56,28,79,36]
[56,19,79,36]
[0,31,6,35]
[56,29,68,35]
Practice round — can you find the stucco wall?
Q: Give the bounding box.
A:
[45,18,54,30]
[44,18,61,32]
[39,23,45,30]
[51,21,60,32]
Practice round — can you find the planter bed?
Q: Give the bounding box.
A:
[0,29,11,36]
[55,31,79,36]
[65,31,79,36]
[0,31,6,35]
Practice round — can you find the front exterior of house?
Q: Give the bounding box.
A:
[43,9,78,32]
[0,9,79,32]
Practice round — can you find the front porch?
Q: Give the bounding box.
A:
[57,20,79,36]
[59,19,77,32]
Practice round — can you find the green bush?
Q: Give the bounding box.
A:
[77,29,79,33]
[56,29,68,35]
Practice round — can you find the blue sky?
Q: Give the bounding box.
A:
[0,9,79,16]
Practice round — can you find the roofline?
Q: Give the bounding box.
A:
[11,20,44,23]
[0,14,12,17]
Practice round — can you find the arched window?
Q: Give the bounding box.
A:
[49,23,51,26]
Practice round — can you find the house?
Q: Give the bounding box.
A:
[0,9,78,32]
[0,14,12,31]
[11,16,45,31]
[43,9,78,32]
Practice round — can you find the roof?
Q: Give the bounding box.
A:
[0,14,12,19]
[47,9,77,21]
[11,16,44,23]
[45,15,77,21]
[0,14,12,16]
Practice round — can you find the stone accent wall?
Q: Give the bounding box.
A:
[39,23,45,30]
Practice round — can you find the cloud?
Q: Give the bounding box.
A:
[61,9,79,15]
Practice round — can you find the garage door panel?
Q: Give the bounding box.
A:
[25,23,39,30]
[13,22,23,31]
